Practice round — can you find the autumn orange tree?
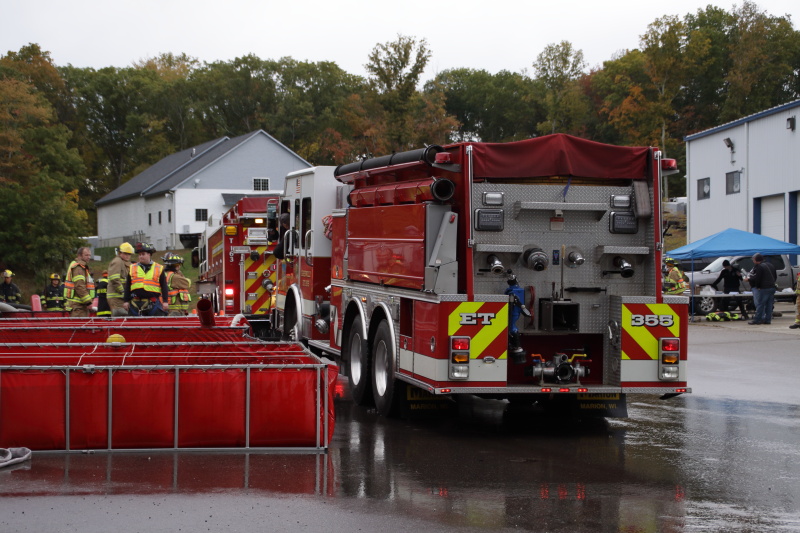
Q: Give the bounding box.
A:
[0,45,89,279]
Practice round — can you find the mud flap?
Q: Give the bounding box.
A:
[576,393,628,418]
[398,385,457,419]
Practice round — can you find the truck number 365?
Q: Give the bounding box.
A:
[630,314,674,327]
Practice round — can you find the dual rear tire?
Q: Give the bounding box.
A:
[346,317,402,416]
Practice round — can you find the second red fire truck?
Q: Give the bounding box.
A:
[272,134,690,416]
[196,196,280,330]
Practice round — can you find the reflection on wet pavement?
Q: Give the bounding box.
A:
[1,391,798,532]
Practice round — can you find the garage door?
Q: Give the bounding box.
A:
[760,195,785,240]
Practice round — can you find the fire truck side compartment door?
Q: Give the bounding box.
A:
[424,206,458,294]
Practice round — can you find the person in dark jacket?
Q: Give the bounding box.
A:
[96,271,111,317]
[746,253,776,325]
[711,260,747,318]
[272,213,291,260]
[1,270,22,304]
[42,273,67,311]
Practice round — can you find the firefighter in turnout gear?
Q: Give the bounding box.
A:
[791,271,800,330]
[65,247,95,316]
[1,270,22,305]
[96,270,111,317]
[123,242,170,316]
[108,242,134,316]
[663,257,688,295]
[42,273,67,311]
[163,253,191,316]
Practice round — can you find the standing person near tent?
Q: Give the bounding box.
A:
[791,270,800,330]
[65,247,94,317]
[163,252,191,316]
[124,242,170,316]
[711,259,748,319]
[662,257,688,295]
[746,253,776,325]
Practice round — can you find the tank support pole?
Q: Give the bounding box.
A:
[173,368,180,449]
[245,367,251,449]
[65,369,70,451]
[107,368,113,450]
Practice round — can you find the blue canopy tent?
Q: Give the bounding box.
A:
[667,228,800,318]
[667,228,800,260]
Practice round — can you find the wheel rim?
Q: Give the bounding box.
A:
[699,297,715,313]
[374,340,388,397]
[350,332,362,386]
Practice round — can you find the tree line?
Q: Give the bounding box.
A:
[1,1,798,279]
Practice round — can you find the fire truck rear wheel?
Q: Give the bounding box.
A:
[372,320,402,417]
[347,315,374,406]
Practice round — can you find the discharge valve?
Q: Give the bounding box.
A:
[527,353,590,384]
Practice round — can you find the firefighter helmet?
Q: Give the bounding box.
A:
[664,257,677,265]
[118,242,135,254]
[50,273,61,280]
[3,269,13,278]
[162,252,184,265]
[135,242,156,254]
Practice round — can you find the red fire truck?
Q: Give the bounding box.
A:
[197,196,280,324]
[274,134,689,416]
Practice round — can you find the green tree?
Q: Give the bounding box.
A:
[640,15,688,156]
[430,68,543,142]
[532,41,587,135]
[190,55,280,138]
[364,35,432,151]
[135,53,204,150]
[271,58,368,163]
[0,51,89,278]
[722,1,800,121]
[679,6,735,133]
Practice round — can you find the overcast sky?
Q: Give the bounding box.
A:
[2,0,798,81]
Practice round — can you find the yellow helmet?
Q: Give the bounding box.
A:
[2,269,12,278]
[118,242,135,254]
[50,273,61,280]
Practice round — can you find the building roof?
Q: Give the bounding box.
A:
[221,193,275,206]
[96,130,308,207]
[684,99,800,142]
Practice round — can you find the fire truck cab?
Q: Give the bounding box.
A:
[275,167,343,342]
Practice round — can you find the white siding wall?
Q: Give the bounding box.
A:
[686,126,749,242]
[686,105,800,244]
[96,198,145,247]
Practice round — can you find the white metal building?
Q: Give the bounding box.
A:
[96,130,310,251]
[684,99,800,264]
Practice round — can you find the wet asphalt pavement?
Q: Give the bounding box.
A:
[1,304,799,532]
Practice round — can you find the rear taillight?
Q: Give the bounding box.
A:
[449,336,470,379]
[659,338,680,380]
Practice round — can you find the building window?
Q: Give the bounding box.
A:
[253,178,270,191]
[168,209,172,223]
[726,171,741,195]
[196,209,208,222]
[158,211,162,224]
[697,178,710,200]
[148,213,152,226]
